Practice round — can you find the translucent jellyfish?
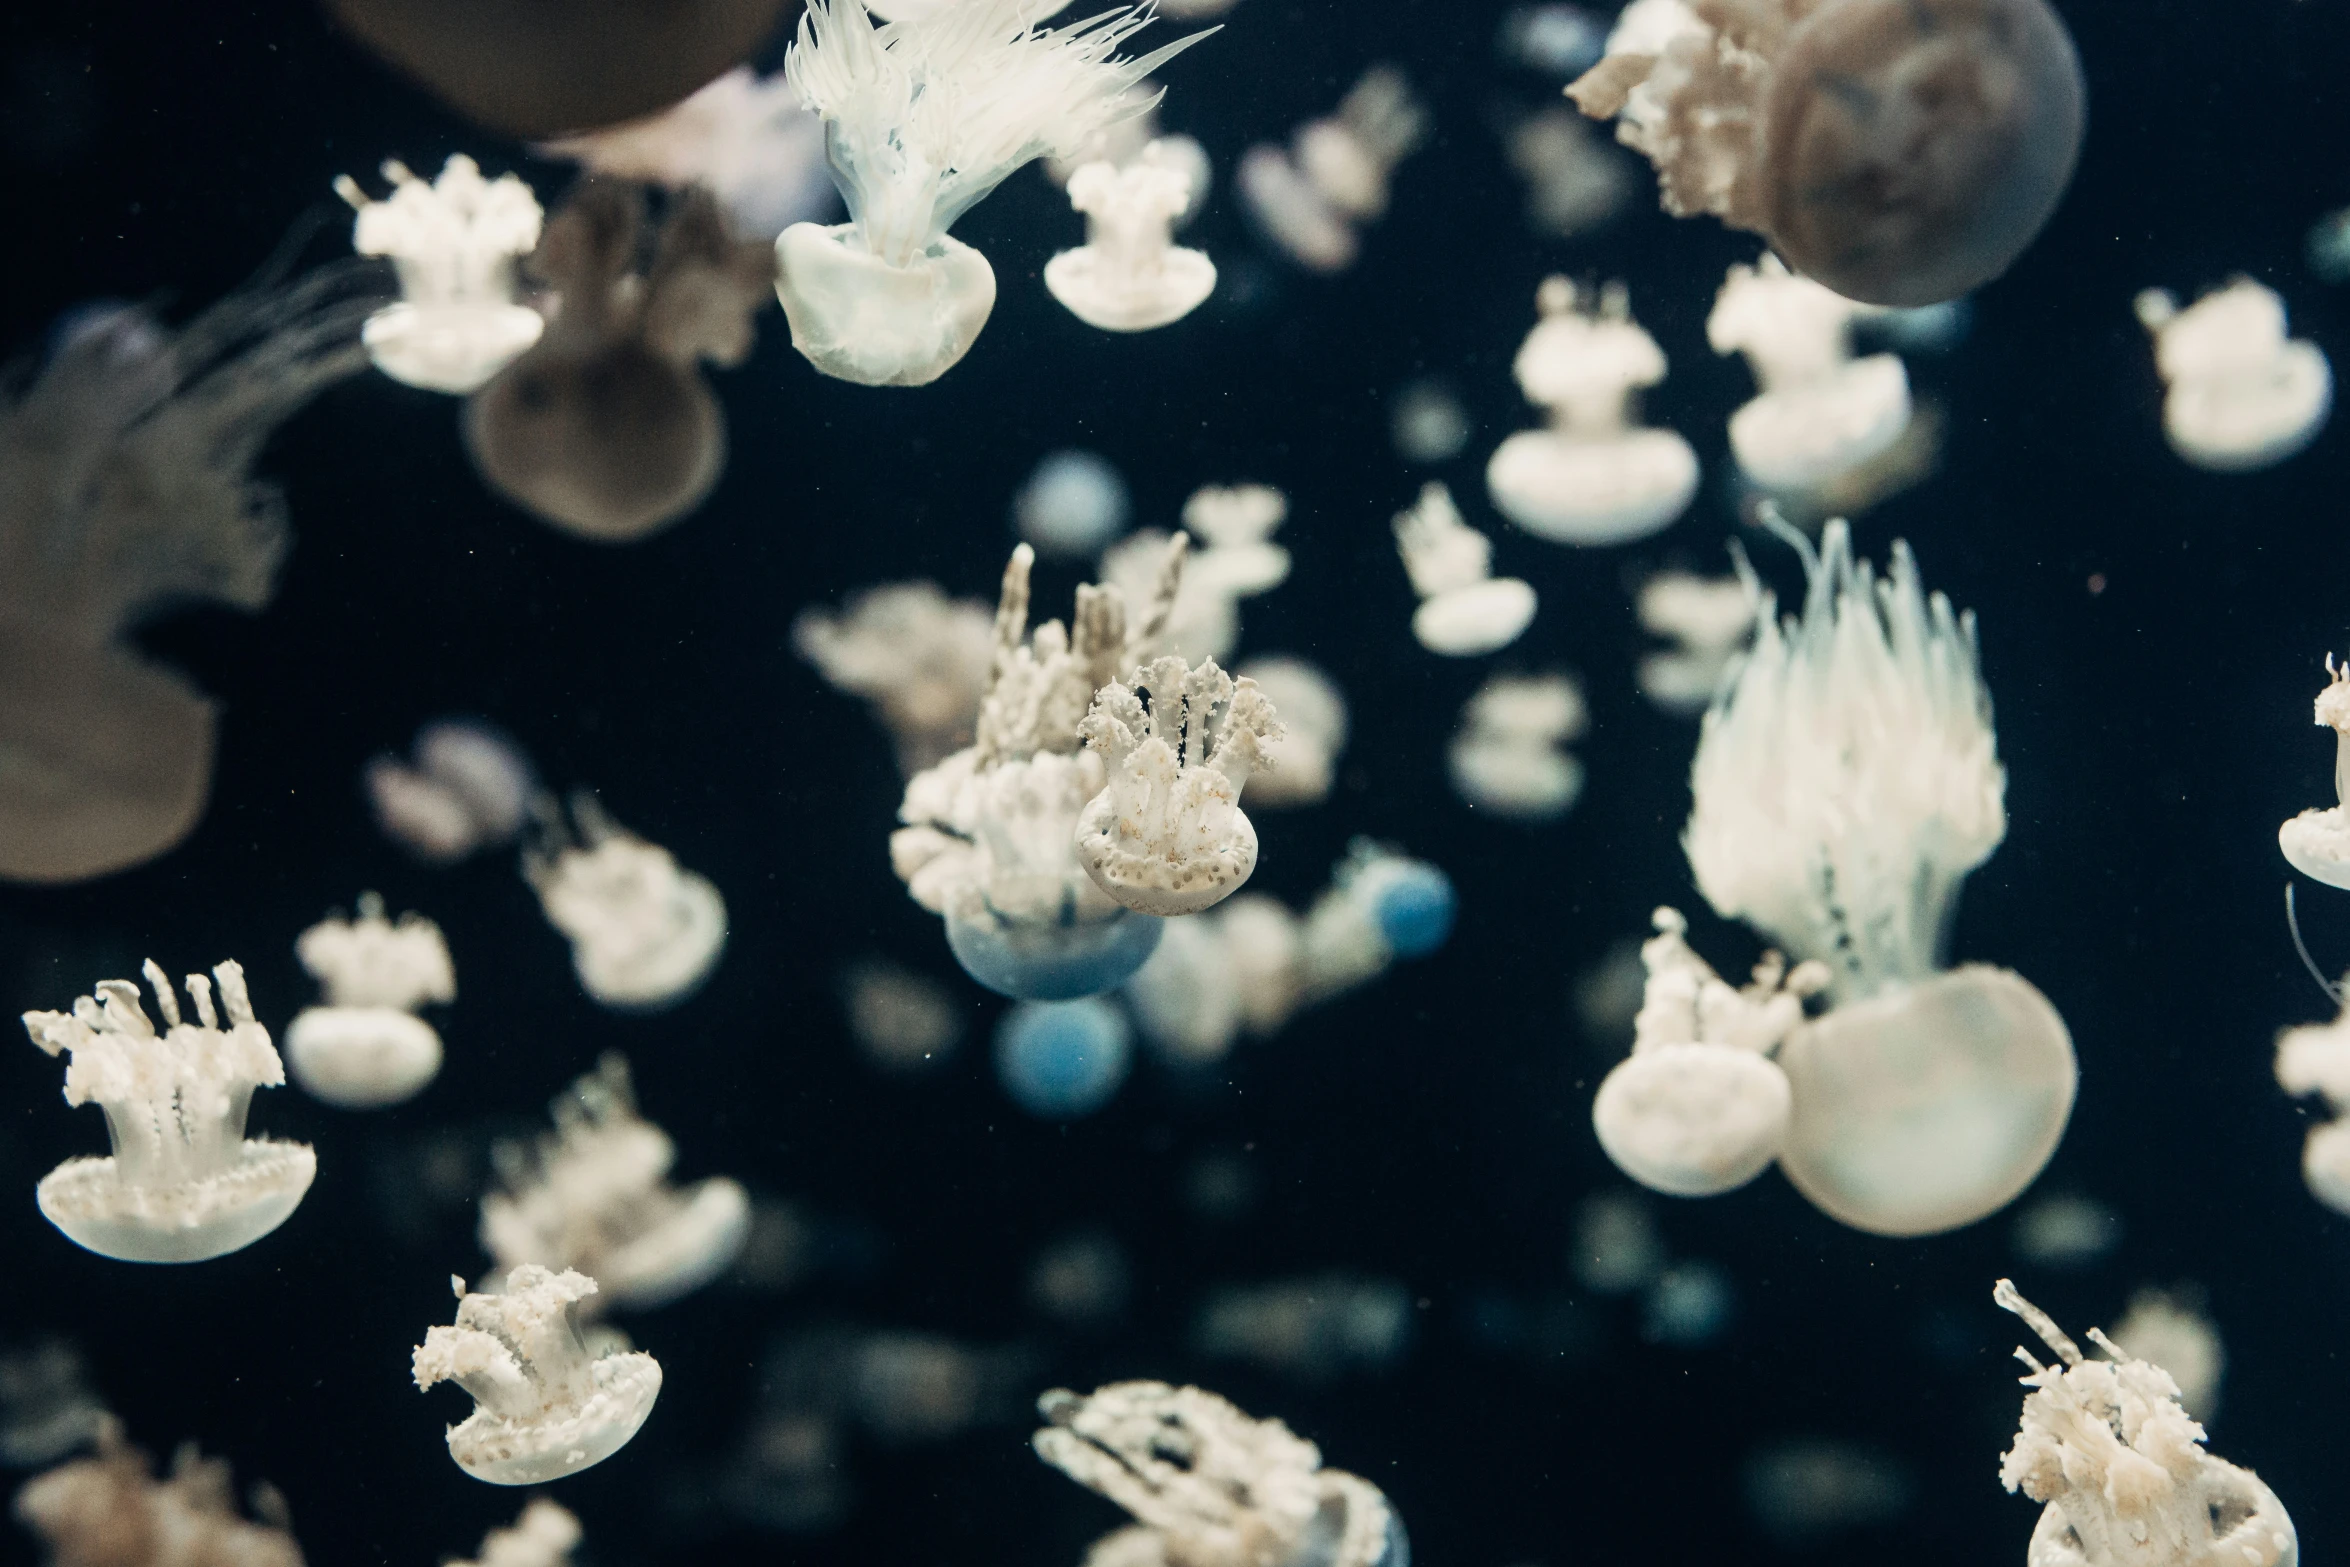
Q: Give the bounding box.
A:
[2136,281,2333,473]
[524,794,728,1010]
[2109,1288,2224,1425]
[22,961,314,1263]
[367,718,539,861]
[1044,90,1212,223]
[413,1266,663,1485]
[334,154,546,394]
[479,1054,750,1310]
[1193,1274,1413,1382]
[2273,983,2350,1212]
[1047,141,1217,332]
[2306,207,2350,286]
[1567,0,2085,307]
[1237,68,1426,274]
[842,959,966,1069]
[1571,1189,1663,1294]
[450,1499,582,1567]
[1741,1440,1913,1547]
[1708,255,1910,493]
[995,997,1134,1118]
[284,893,454,1110]
[1636,569,1756,716]
[775,0,1208,386]
[1030,1230,1132,1325]
[1505,107,1633,240]
[2010,1193,2123,1269]
[1297,842,1457,1007]
[1498,5,1610,78]
[0,1342,106,1469]
[1993,1280,2294,1567]
[1235,655,1346,807]
[1123,915,1245,1064]
[1100,484,1288,662]
[1641,1259,1733,1346]
[1015,450,1131,559]
[1448,672,1588,821]
[15,1419,300,1567]
[795,579,997,774]
[1687,520,2075,1236]
[465,180,774,543]
[2277,659,2350,889]
[1388,378,1471,465]
[1591,907,1827,1197]
[1034,1382,1408,1567]
[1393,483,1537,656]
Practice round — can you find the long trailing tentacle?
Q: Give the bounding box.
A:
[2285,881,2343,1003]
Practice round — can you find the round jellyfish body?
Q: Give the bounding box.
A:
[947,903,1165,1001]
[2277,658,2350,889]
[1235,655,1347,808]
[285,894,455,1109]
[1344,852,1456,958]
[1709,256,1911,493]
[527,801,728,1010]
[774,223,999,387]
[1015,451,1130,559]
[1045,144,1217,333]
[336,154,546,395]
[1448,672,1587,821]
[2138,281,2333,472]
[1393,484,1538,656]
[995,998,1134,1118]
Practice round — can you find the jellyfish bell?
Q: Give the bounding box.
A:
[1046,143,1217,333]
[2276,658,2350,889]
[2137,281,2333,473]
[285,893,456,1109]
[1392,483,1537,657]
[775,223,999,386]
[1235,655,1345,808]
[1709,255,1911,492]
[526,795,728,1010]
[336,154,547,394]
[994,998,1134,1117]
[1448,671,1587,820]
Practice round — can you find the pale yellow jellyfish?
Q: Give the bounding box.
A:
[795,580,998,774]
[2273,983,2350,1213]
[22,961,315,1263]
[2278,657,2350,889]
[2109,1287,2224,1425]
[367,719,539,861]
[1047,141,1217,332]
[1392,483,1537,656]
[414,1266,663,1485]
[1100,483,1287,663]
[525,794,728,1010]
[449,1499,582,1567]
[14,1418,300,1567]
[1237,68,1426,274]
[1636,568,1755,716]
[335,154,546,394]
[1708,255,1911,494]
[1235,655,1346,807]
[2137,280,2333,472]
[1505,107,1633,240]
[286,892,455,1109]
[1448,671,1587,820]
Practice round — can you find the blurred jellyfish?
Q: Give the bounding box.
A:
[1993,1280,2293,1567]
[1235,655,1346,807]
[538,69,835,240]
[1044,91,1211,222]
[1394,483,1537,656]
[1498,4,1609,77]
[2136,281,2332,473]
[1742,1440,1913,1547]
[335,153,546,393]
[1488,278,1697,546]
[1048,141,1217,332]
[1157,0,1243,17]
[842,959,965,1069]
[367,718,539,861]
[1182,483,1293,602]
[995,998,1134,1118]
[1389,378,1472,465]
[1862,298,1972,354]
[1296,841,1457,1008]
[1636,570,1755,716]
[2306,208,2350,285]
[1568,0,2083,307]
[22,960,314,1263]
[795,580,998,774]
[1030,1230,1132,1325]
[1687,520,2075,1236]
[1505,107,1633,240]
[285,892,454,1109]
[466,180,773,543]
[1449,672,1588,821]
[2108,1288,2223,1425]
[2278,657,2350,890]
[525,794,728,1010]
[1709,255,1911,494]
[415,1266,663,1485]
[15,1420,299,1567]
[774,0,1207,386]
[1574,938,1649,1054]
[1238,68,1428,274]
[1124,914,1245,1065]
[0,1343,106,1469]
[1193,1274,1413,1383]
[1641,1259,1733,1346]
[1034,1382,1407,1567]
[1015,450,1131,559]
[2273,984,2350,1213]
[2010,1193,2123,1270]
[450,1499,582,1567]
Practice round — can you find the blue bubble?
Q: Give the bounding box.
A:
[947,907,1163,1001]
[995,998,1132,1119]
[1370,862,1455,959]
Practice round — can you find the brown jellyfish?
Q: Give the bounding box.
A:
[1568,0,2085,307]
[463,180,774,544]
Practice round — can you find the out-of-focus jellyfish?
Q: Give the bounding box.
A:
[482,1054,750,1310]
[1571,1189,1663,1294]
[1394,483,1536,656]
[1449,672,1588,821]
[2109,1288,2223,1425]
[995,998,1134,1118]
[0,274,377,885]
[334,154,546,394]
[1505,107,1633,240]
[1389,378,1472,465]
[1487,278,1697,546]
[2273,983,2350,1212]
[1993,1280,2293,1567]
[414,1266,663,1485]
[1741,1440,1913,1547]
[2136,281,2332,473]
[775,0,1208,386]
[22,961,314,1263]
[795,580,997,774]
[1708,255,1910,494]
[1863,298,1972,354]
[1102,485,1288,663]
[1296,841,1457,1005]
[367,718,539,861]
[0,1343,106,1469]
[465,180,774,543]
[1498,4,1609,77]
[2306,208,2350,285]
[538,69,836,240]
[842,959,966,1069]
[1574,939,1649,1055]
[1044,90,1211,224]
[1567,0,2084,307]
[1237,68,1427,274]
[1030,1230,1131,1325]
[891,540,1184,999]
[1686,520,2075,1236]
[1157,0,1243,18]
[15,1419,300,1567]
[450,1499,581,1567]
[286,893,454,1109]
[2278,658,2350,890]
[1034,1382,1407,1567]
[524,794,728,1010]
[1641,1259,1733,1346]
[1193,1274,1413,1383]
[1015,450,1131,559]
[1235,655,1346,807]
[1123,904,1245,1065]
[2009,1193,2122,1270]
[1636,570,1755,716]
[1047,141,1217,332]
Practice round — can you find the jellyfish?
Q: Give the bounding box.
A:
[1636,569,1755,716]
[2009,1193,2122,1270]
[1298,842,1457,1006]
[2136,280,2333,473]
[524,794,728,1010]
[2278,658,2350,890]
[1237,68,1426,274]
[285,892,455,1109]
[842,959,967,1069]
[1030,1231,1132,1325]
[450,1499,582,1567]
[1741,1440,1913,1547]
[334,154,546,394]
[774,0,1210,386]
[1194,1274,1413,1382]
[1686,520,2075,1236]
[1486,277,1698,546]
[1047,141,1217,332]
[1388,378,1471,465]
[995,998,1134,1118]
[1499,5,1610,77]
[21,960,315,1263]
[2273,982,2350,1213]
[367,718,539,862]
[1100,483,1288,662]
[1015,450,1131,559]
[465,180,774,543]
[2307,207,2350,286]
[1571,1189,1663,1294]
[15,1419,301,1567]
[1708,255,1911,494]
[414,1266,663,1484]
[795,580,998,774]
[1448,672,1588,821]
[1505,107,1634,239]
[1993,1280,2294,1567]
[479,1054,750,1310]
[1234,655,1346,807]
[1123,914,1245,1064]
[0,1342,107,1469]
[1566,0,2085,307]
[2109,1288,2224,1425]
[1641,1259,1734,1346]
[1034,1381,1407,1567]
[1393,483,1537,656]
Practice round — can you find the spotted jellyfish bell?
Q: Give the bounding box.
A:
[1708,255,1910,494]
[2137,280,2333,473]
[334,154,546,394]
[286,892,456,1109]
[2279,657,2350,889]
[1047,140,1217,332]
[524,794,728,1010]
[1392,482,1536,656]
[1486,276,1697,546]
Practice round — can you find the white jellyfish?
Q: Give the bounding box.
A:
[1686,519,2074,1237]
[2109,1288,2224,1425]
[334,154,546,395]
[0,1341,108,1469]
[1389,377,1472,465]
[1234,655,1346,807]
[1393,482,1537,656]
[480,1054,750,1311]
[795,579,998,774]
[21,961,314,1264]
[285,893,454,1109]
[1237,68,1427,273]
[1033,1381,1407,1567]
[1636,569,1756,716]
[14,1420,300,1567]
[774,0,1209,386]
[2010,1193,2123,1270]
[1047,140,1216,332]
[2274,984,2350,1213]
[449,1499,582,1567]
[1015,450,1131,559]
[1486,277,1697,546]
[2136,280,2332,472]
[1125,890,1311,1062]
[1296,840,1457,1002]
[1708,255,1910,494]
[1993,1280,2293,1567]
[1100,484,1287,663]
[1448,671,1588,820]
[1505,106,1632,239]
[1571,1188,1663,1294]
[842,959,966,1069]
[2276,657,2350,889]
[414,1266,663,1485]
[524,794,727,1010]
[368,718,539,862]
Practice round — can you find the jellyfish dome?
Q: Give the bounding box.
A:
[1686,519,2074,1236]
[1015,450,1131,559]
[1182,484,1292,600]
[1047,141,1217,332]
[335,154,546,394]
[1448,671,1587,821]
[1235,655,1346,807]
[15,1421,302,1567]
[525,794,728,1010]
[2276,659,2350,889]
[1486,277,1697,546]
[1392,483,1537,656]
[1637,570,1757,716]
[414,1266,662,1485]
[1708,255,1911,493]
[995,998,1134,1118]
[1568,0,2084,307]
[2136,281,2333,472]
[1340,843,1456,960]
[1508,107,1634,240]
[22,960,315,1263]
[286,892,456,1109]
[1123,914,1245,1065]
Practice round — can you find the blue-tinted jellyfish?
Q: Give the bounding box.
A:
[995,998,1133,1118]
[1014,450,1130,559]
[1352,850,1455,958]
[1293,841,1457,1003]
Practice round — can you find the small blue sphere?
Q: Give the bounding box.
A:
[947,907,1164,1000]
[995,999,1132,1119]
[1370,861,1455,959]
